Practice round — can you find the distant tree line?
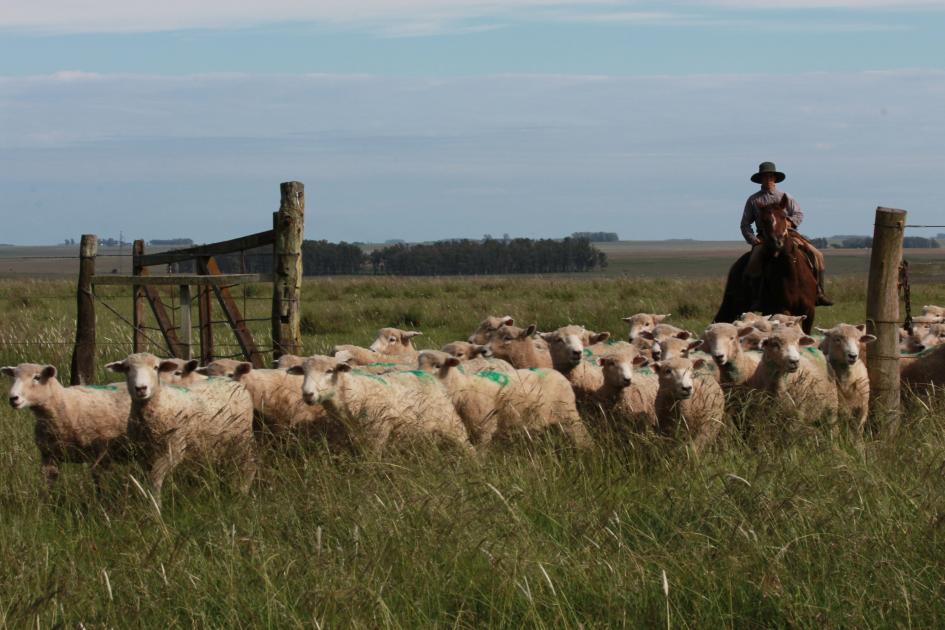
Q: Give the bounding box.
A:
[368,237,606,275]
[572,231,619,242]
[824,236,940,249]
[212,237,606,276]
[150,238,194,246]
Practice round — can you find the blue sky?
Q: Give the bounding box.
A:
[1,1,944,244]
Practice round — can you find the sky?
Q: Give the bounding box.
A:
[1,1,944,245]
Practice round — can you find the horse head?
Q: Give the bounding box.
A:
[757,194,791,255]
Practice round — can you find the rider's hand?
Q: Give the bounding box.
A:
[750,237,761,246]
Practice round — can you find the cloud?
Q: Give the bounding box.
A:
[1,0,942,35]
[1,69,943,244]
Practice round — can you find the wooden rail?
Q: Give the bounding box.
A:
[93,274,272,286]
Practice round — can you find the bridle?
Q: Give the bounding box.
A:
[756,197,791,258]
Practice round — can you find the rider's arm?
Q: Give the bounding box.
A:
[783,193,804,229]
[741,198,760,245]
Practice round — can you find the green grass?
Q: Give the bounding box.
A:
[3,273,945,626]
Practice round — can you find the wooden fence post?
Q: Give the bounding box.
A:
[132,240,146,352]
[272,181,305,358]
[866,206,906,431]
[70,234,97,385]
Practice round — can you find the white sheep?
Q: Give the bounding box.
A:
[622,313,671,341]
[540,325,610,401]
[922,305,945,319]
[901,344,945,396]
[653,357,725,454]
[330,344,415,369]
[196,359,327,436]
[106,353,257,504]
[368,327,423,355]
[157,358,208,387]
[815,324,875,433]
[272,353,306,370]
[2,363,130,489]
[591,348,659,432]
[440,341,515,374]
[467,315,516,344]
[736,312,779,333]
[484,324,554,369]
[746,327,838,424]
[289,355,473,454]
[417,350,591,448]
[700,323,763,387]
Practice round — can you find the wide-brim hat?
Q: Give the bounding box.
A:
[751,161,785,184]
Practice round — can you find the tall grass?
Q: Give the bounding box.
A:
[2,275,945,626]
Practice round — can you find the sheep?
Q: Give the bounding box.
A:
[651,337,703,362]
[622,313,671,341]
[272,354,306,370]
[591,348,659,432]
[815,324,876,433]
[2,363,130,489]
[745,327,838,424]
[738,328,771,352]
[467,315,516,344]
[440,341,515,374]
[106,353,256,504]
[330,344,415,368]
[540,325,610,401]
[736,312,779,333]
[653,357,725,454]
[289,355,473,454]
[700,323,763,387]
[158,358,208,387]
[416,350,591,448]
[368,327,423,356]
[901,344,945,396]
[484,324,554,368]
[196,359,327,436]
[922,305,945,319]
[768,313,806,329]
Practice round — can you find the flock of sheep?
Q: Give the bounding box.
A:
[5,305,945,505]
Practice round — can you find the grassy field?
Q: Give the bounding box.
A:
[3,266,945,626]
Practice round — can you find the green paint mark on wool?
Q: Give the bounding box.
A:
[637,367,654,376]
[606,339,619,346]
[402,370,435,381]
[352,369,388,385]
[527,368,549,378]
[81,384,120,391]
[368,362,399,368]
[582,348,593,358]
[475,370,510,388]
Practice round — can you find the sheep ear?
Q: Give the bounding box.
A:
[539,332,555,342]
[856,324,866,332]
[860,334,878,344]
[40,365,57,381]
[799,336,816,346]
[158,360,180,373]
[814,327,828,334]
[334,363,352,373]
[737,327,755,337]
[235,362,253,377]
[183,359,199,374]
[475,345,493,358]
[0,366,14,377]
[621,316,633,323]
[656,314,671,322]
[692,358,706,370]
[591,332,611,344]
[402,331,423,340]
[651,361,662,370]
[596,357,606,367]
[796,315,807,322]
[195,367,210,375]
[687,340,702,351]
[444,357,461,368]
[639,330,655,341]
[271,360,281,368]
[632,355,648,366]
[106,360,128,374]
[524,324,537,337]
[674,331,692,340]
[287,366,305,376]
[502,316,514,326]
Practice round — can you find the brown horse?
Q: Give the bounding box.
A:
[714,198,818,333]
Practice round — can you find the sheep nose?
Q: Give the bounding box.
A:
[680,386,692,396]
[712,353,725,363]
[847,353,858,362]
[134,385,148,396]
[570,350,582,360]
[302,392,316,404]
[621,376,631,386]
[9,396,20,407]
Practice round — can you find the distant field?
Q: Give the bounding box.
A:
[5,240,945,280]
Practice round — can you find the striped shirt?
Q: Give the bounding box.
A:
[740,189,804,245]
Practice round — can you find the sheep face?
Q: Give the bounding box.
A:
[760,330,816,374]
[542,325,609,368]
[598,351,646,389]
[622,313,670,341]
[158,358,203,385]
[273,354,305,370]
[289,356,351,405]
[2,363,59,410]
[467,316,515,344]
[738,328,770,352]
[816,324,876,366]
[195,359,245,378]
[768,314,806,328]
[922,305,945,319]
[441,341,491,361]
[485,324,537,358]
[654,358,703,400]
[106,352,178,401]
[654,337,700,362]
[369,328,422,354]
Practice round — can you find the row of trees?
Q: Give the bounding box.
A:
[213,237,607,276]
[572,231,619,242]
[809,237,940,249]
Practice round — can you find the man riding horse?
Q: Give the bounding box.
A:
[740,162,833,309]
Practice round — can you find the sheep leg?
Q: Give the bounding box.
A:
[147,452,178,506]
[562,416,594,449]
[236,445,257,495]
[40,456,60,491]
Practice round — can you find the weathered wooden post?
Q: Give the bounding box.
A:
[132,240,146,352]
[272,181,304,358]
[179,284,193,360]
[866,206,906,431]
[70,234,97,385]
[198,256,214,365]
